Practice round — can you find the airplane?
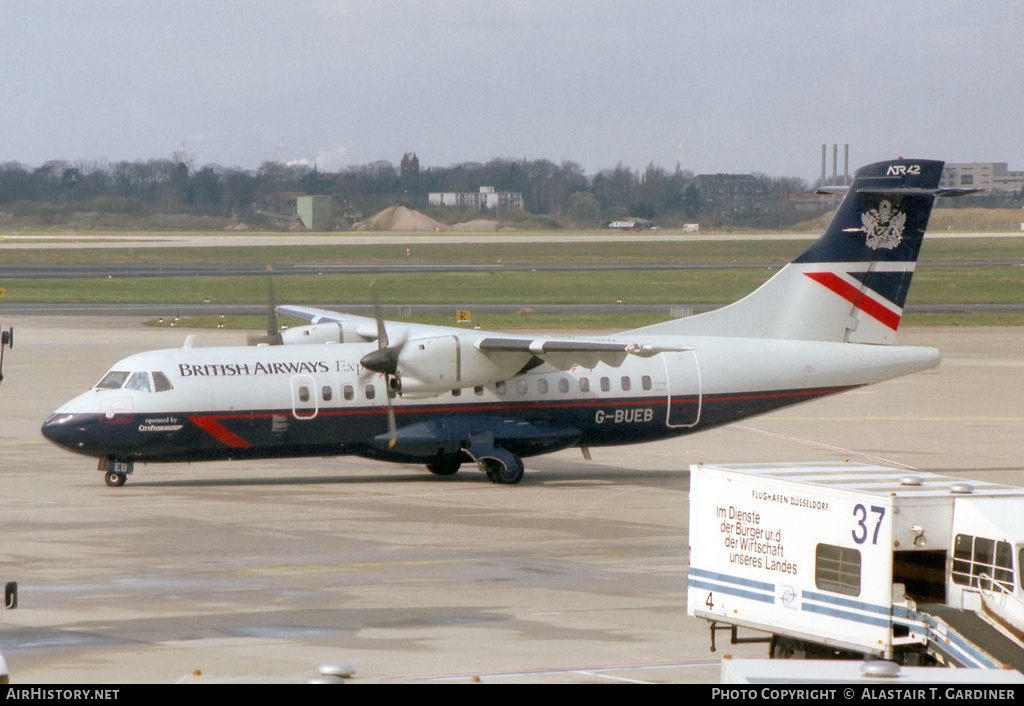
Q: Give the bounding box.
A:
[42,159,976,487]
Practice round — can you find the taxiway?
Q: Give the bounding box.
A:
[0,318,1021,683]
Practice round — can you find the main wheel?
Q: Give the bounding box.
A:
[104,471,127,488]
[426,457,462,476]
[482,453,524,484]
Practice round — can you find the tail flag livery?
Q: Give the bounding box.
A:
[633,158,971,344]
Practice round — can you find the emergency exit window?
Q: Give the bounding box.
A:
[815,543,861,596]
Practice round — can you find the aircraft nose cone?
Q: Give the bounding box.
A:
[41,412,80,449]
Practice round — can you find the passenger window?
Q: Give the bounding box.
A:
[558,378,569,394]
[343,384,354,401]
[124,372,152,392]
[365,384,376,400]
[452,388,461,397]
[600,377,610,392]
[322,386,333,402]
[97,371,130,389]
[516,379,528,394]
[641,375,652,391]
[537,379,549,394]
[621,376,631,391]
[579,377,590,393]
[298,386,310,403]
[152,372,173,392]
[474,386,485,396]
[495,381,506,395]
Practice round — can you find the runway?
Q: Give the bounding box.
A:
[0,318,1022,683]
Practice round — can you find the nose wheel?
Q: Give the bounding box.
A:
[100,458,133,487]
[104,471,127,487]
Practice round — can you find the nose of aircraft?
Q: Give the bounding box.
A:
[41,412,81,451]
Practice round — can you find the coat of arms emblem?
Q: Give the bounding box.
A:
[861,200,906,250]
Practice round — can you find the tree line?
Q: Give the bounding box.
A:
[0,156,1015,230]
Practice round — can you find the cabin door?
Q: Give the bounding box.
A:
[290,375,318,420]
[663,351,702,428]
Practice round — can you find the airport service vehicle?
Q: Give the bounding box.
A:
[0,582,17,684]
[687,462,1024,671]
[42,159,975,487]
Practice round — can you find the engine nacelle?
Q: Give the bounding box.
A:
[395,335,530,397]
[278,322,366,345]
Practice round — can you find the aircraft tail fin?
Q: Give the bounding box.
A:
[630,159,964,344]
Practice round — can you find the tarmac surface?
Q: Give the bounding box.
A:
[1,317,1022,683]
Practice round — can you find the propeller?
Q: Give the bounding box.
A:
[247,265,284,345]
[358,285,401,448]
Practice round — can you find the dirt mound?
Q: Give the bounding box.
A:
[451,219,498,232]
[354,205,448,232]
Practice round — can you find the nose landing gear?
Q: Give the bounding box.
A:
[101,458,133,487]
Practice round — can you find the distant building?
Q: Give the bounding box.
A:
[297,195,332,230]
[606,218,655,231]
[691,174,772,217]
[940,162,1024,192]
[429,186,524,212]
[400,152,420,178]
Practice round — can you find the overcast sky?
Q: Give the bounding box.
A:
[2,1,1022,181]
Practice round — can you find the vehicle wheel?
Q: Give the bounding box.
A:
[769,635,806,659]
[426,458,462,476]
[104,472,127,488]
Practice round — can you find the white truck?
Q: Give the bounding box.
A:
[687,462,1024,671]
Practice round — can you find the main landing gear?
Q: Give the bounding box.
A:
[100,458,133,487]
[426,447,526,485]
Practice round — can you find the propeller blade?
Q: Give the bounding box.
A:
[248,265,283,345]
[385,386,398,448]
[266,265,279,338]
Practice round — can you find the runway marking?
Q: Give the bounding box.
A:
[730,424,918,470]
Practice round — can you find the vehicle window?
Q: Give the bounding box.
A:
[474,386,485,396]
[152,372,173,392]
[321,386,333,402]
[600,377,610,392]
[641,375,652,391]
[516,379,528,394]
[558,378,569,394]
[537,379,549,394]
[343,384,354,401]
[621,376,631,392]
[815,543,861,596]
[495,381,506,395]
[298,386,310,403]
[953,534,1014,592]
[124,372,152,392]
[579,377,590,393]
[97,371,130,389]
[364,384,376,400]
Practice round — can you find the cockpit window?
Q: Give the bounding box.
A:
[124,372,152,392]
[152,372,173,392]
[96,371,130,389]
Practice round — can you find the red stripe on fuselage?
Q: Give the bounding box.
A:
[804,272,902,331]
[189,415,253,448]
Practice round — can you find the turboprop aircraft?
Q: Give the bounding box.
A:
[42,159,975,487]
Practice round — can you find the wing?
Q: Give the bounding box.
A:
[276,304,687,395]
